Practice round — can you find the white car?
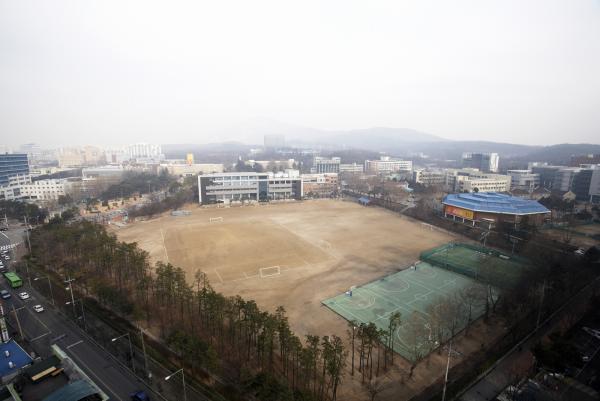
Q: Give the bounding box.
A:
[33,305,44,313]
[18,292,30,300]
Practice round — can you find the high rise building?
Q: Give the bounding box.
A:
[125,143,163,160]
[572,166,599,201]
[589,169,600,204]
[0,153,29,187]
[462,152,499,173]
[19,143,42,162]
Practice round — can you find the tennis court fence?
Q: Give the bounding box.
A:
[420,243,528,287]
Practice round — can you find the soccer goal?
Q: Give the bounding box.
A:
[209,217,223,223]
[259,266,281,278]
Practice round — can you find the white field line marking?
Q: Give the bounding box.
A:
[271,220,340,260]
[214,269,224,283]
[160,227,169,262]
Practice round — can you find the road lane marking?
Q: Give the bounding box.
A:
[31,332,50,342]
[51,333,67,343]
[66,340,84,349]
[65,348,124,401]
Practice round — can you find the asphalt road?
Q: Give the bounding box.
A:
[0,228,156,401]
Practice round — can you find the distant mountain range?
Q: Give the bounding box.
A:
[163,118,600,165]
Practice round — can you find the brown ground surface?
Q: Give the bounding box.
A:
[115,200,508,400]
[541,227,600,249]
[117,200,453,336]
[571,223,600,235]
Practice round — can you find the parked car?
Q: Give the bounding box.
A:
[130,390,150,401]
[0,290,10,299]
[33,305,44,313]
[18,292,30,300]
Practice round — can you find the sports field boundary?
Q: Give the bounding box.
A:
[322,261,487,361]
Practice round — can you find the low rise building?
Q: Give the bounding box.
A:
[248,159,295,171]
[455,174,511,193]
[301,173,339,197]
[364,157,412,174]
[412,169,446,186]
[0,174,32,201]
[339,163,364,173]
[444,169,511,193]
[23,178,73,201]
[507,170,540,191]
[161,163,224,177]
[198,171,302,204]
[313,157,341,173]
[442,192,550,227]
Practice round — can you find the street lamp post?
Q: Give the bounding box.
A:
[165,368,187,401]
[64,276,76,317]
[139,327,149,379]
[65,299,86,330]
[34,276,54,306]
[112,332,135,374]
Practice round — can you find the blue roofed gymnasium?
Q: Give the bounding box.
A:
[442,192,550,228]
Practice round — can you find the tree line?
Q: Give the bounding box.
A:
[0,200,48,222]
[100,171,175,201]
[27,220,351,400]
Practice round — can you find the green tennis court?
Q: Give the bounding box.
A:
[420,243,526,288]
[323,262,488,362]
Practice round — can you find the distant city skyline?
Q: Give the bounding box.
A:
[1,1,599,147]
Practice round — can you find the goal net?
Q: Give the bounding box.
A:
[209,217,223,223]
[259,266,281,278]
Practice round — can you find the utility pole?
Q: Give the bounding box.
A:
[77,299,86,330]
[23,215,32,253]
[11,304,24,341]
[441,341,452,401]
[24,260,32,288]
[536,279,547,329]
[112,333,135,374]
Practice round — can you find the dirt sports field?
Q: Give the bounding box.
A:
[116,199,455,342]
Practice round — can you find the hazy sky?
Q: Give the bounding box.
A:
[1,1,599,147]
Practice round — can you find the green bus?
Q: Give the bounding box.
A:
[4,272,23,288]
